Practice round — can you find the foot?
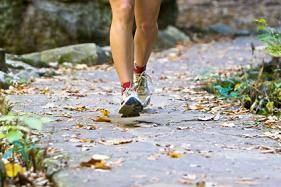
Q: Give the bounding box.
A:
[134,72,152,108]
[118,88,143,117]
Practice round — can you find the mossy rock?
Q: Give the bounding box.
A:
[0,0,178,54]
[19,43,110,66]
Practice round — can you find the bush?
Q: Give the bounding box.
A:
[256,18,281,57]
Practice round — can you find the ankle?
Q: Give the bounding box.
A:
[134,64,146,74]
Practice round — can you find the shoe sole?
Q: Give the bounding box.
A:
[142,96,151,108]
[139,95,151,108]
[119,97,143,117]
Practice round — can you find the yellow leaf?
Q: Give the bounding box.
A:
[94,160,112,170]
[234,83,241,90]
[266,101,274,113]
[5,163,26,177]
[167,151,183,158]
[80,158,111,170]
[75,123,84,129]
[100,109,110,117]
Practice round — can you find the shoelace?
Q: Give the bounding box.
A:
[135,72,152,88]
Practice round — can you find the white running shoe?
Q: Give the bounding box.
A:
[118,88,143,117]
[134,72,152,108]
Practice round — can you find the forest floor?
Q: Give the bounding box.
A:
[6,37,281,187]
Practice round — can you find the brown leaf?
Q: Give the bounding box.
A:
[74,123,97,130]
[99,139,134,145]
[186,104,207,111]
[94,116,111,123]
[80,155,111,170]
[64,105,88,112]
[196,181,206,187]
[80,138,94,143]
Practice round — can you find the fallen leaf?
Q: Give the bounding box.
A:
[100,109,110,117]
[257,145,281,154]
[221,122,235,128]
[64,105,88,112]
[94,160,111,170]
[74,123,97,130]
[167,151,183,158]
[80,138,94,143]
[94,116,111,123]
[186,104,207,111]
[196,181,206,187]
[93,109,111,122]
[5,163,26,177]
[80,155,111,170]
[75,123,84,129]
[99,139,134,145]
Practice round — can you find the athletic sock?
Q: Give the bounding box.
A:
[134,64,146,74]
[122,82,133,94]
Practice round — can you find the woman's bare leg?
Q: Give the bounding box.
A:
[109,0,135,84]
[134,0,161,68]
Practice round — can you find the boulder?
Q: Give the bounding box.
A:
[156,26,190,49]
[18,43,111,66]
[0,0,178,54]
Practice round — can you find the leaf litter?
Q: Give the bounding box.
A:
[80,154,111,170]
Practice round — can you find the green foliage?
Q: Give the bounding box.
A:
[205,20,281,118]
[206,63,281,118]
[256,18,281,57]
[0,106,52,172]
